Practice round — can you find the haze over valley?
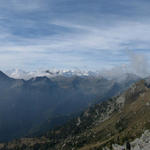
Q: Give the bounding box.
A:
[0,70,140,142]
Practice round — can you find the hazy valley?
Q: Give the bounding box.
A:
[0,70,140,143]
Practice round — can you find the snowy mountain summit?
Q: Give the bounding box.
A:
[5,69,100,80]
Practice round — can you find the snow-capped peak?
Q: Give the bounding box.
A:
[4,69,99,80]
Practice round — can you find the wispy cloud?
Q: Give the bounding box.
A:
[0,0,150,71]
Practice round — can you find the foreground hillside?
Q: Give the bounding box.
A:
[2,78,150,150]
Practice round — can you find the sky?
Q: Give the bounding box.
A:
[0,0,150,73]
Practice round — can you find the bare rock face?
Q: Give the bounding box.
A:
[105,130,150,150]
[131,130,150,150]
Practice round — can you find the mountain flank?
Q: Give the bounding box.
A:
[0,78,150,149]
[0,71,140,142]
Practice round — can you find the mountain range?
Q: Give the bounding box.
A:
[5,69,140,81]
[0,71,140,142]
[1,75,150,150]
[5,69,100,80]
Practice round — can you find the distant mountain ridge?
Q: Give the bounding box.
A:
[5,69,100,80]
[5,69,141,81]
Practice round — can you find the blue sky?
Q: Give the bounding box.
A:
[0,0,150,71]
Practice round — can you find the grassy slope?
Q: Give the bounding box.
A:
[79,80,150,150]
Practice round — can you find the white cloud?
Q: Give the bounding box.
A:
[0,19,150,70]
[0,0,150,71]
[50,20,150,51]
[0,0,44,12]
